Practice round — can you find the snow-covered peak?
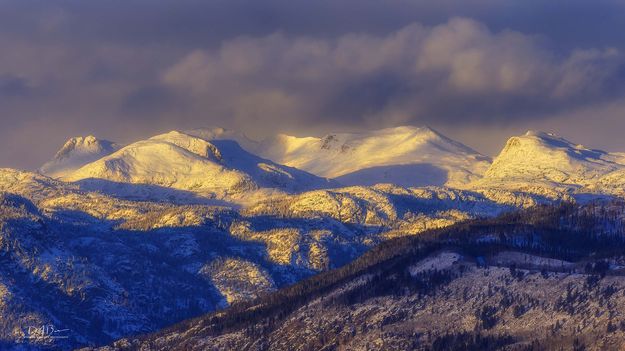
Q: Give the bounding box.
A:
[315,126,461,153]
[150,130,223,161]
[481,131,625,190]
[63,131,334,199]
[252,125,490,188]
[55,135,115,159]
[519,130,595,151]
[518,130,601,154]
[40,135,119,178]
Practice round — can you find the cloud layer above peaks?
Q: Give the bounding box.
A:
[162,18,624,130]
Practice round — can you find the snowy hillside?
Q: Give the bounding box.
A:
[39,135,119,178]
[62,131,334,200]
[477,131,625,195]
[251,126,491,188]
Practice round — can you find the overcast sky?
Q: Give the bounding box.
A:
[2,0,625,169]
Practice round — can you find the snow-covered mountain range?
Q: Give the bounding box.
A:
[3,125,625,348]
[40,126,492,192]
[38,126,625,200]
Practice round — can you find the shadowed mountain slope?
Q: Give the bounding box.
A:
[96,202,625,351]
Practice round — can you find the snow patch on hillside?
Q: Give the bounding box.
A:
[409,251,462,276]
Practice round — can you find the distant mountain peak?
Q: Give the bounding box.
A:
[150,130,223,162]
[40,135,119,178]
[501,130,605,157]
[54,135,112,158]
[520,130,578,146]
[482,131,625,189]
[62,130,334,199]
[252,125,491,187]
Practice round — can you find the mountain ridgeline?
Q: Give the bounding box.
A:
[39,126,493,194]
[38,126,625,199]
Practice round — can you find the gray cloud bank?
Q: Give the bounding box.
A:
[1,0,625,168]
[162,18,624,130]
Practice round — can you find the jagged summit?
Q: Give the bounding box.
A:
[63,130,334,198]
[39,135,119,178]
[252,125,491,188]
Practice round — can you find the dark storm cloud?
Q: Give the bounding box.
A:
[1,0,625,169]
[5,0,623,50]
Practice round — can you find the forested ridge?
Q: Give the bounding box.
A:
[96,200,625,350]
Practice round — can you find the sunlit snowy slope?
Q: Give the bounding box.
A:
[252,126,491,187]
[476,131,625,195]
[61,131,334,199]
